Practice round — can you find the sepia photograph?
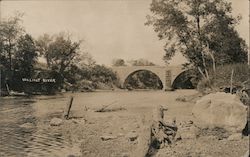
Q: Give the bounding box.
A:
[0,0,249,156]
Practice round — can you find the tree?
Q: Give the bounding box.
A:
[146,0,248,78]
[37,33,81,75]
[90,65,117,84]
[14,34,38,77]
[0,13,24,76]
[75,52,96,68]
[36,34,52,68]
[112,58,126,66]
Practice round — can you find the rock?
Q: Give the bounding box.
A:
[100,135,117,141]
[178,126,198,140]
[83,150,91,154]
[126,132,138,141]
[228,133,242,141]
[72,119,86,124]
[118,133,124,137]
[192,92,247,133]
[50,118,63,126]
[20,122,35,129]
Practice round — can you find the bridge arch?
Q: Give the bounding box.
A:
[123,69,164,90]
[172,70,195,89]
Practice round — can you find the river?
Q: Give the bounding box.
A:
[0,90,198,157]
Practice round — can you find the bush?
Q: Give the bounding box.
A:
[211,64,249,88]
[69,65,119,91]
[90,65,119,88]
[197,78,213,94]
[71,79,95,92]
[197,63,250,93]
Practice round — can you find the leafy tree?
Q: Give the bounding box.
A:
[13,34,38,77]
[146,0,248,78]
[75,52,96,68]
[36,34,52,68]
[112,58,126,66]
[90,65,117,84]
[0,13,24,76]
[37,33,81,75]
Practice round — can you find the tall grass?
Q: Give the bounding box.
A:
[197,63,250,93]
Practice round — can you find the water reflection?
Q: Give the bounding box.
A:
[0,97,71,157]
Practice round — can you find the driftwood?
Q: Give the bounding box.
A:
[95,101,117,112]
[135,105,178,157]
[150,105,177,148]
[63,96,74,119]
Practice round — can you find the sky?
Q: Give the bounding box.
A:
[0,0,249,66]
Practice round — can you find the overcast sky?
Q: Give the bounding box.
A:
[1,0,249,66]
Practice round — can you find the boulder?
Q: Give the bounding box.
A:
[50,118,63,126]
[192,92,247,133]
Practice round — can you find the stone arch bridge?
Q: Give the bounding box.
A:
[111,66,186,91]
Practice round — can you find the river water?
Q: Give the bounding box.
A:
[0,90,197,157]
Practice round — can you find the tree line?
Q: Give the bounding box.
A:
[0,14,118,95]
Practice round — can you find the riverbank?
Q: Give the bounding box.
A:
[0,90,248,157]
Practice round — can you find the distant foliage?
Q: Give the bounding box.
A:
[128,59,155,66]
[112,58,126,66]
[121,59,160,90]
[125,71,163,90]
[90,65,118,87]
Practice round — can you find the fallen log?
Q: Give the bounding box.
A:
[95,101,117,112]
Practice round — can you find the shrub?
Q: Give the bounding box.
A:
[211,63,250,88]
[197,63,250,93]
